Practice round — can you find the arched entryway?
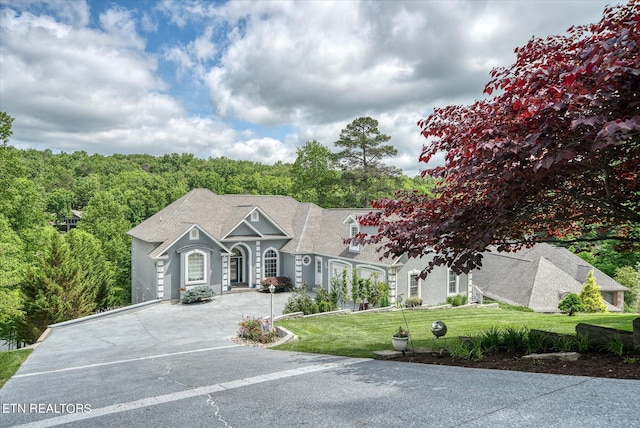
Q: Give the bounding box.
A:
[230,245,250,287]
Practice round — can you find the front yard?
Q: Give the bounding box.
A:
[273,306,638,358]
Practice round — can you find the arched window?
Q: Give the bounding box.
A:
[185,250,206,284]
[263,248,279,278]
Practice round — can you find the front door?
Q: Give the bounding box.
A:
[230,248,244,283]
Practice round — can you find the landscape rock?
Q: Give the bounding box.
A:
[521,352,580,362]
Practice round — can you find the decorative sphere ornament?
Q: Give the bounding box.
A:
[431,320,447,338]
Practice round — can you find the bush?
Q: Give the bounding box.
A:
[454,327,582,359]
[315,288,338,312]
[318,301,335,313]
[181,285,215,304]
[580,271,607,313]
[447,294,468,307]
[259,276,292,292]
[501,326,529,354]
[237,316,278,344]
[283,288,315,314]
[369,278,390,308]
[405,296,423,308]
[558,293,584,316]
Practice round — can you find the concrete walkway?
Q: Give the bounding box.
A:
[1,292,639,427]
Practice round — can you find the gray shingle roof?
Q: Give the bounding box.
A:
[127,188,391,266]
[473,243,628,312]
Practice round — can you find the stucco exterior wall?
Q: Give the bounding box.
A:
[395,255,468,306]
[131,238,158,304]
[164,232,226,300]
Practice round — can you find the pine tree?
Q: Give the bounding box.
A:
[334,117,400,207]
[19,233,97,343]
[579,271,607,313]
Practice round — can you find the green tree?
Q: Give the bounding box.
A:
[0,111,14,146]
[64,229,118,310]
[334,117,400,207]
[291,140,339,207]
[579,271,607,313]
[19,233,97,343]
[0,215,26,345]
[47,189,76,223]
[79,191,132,304]
[0,178,48,233]
[575,241,640,277]
[614,264,640,313]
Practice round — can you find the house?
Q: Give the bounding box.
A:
[53,209,82,232]
[127,188,470,305]
[473,243,628,312]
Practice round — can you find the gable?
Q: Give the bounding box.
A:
[148,224,230,259]
[226,221,262,238]
[223,208,290,240]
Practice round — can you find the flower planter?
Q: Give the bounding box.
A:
[392,336,409,352]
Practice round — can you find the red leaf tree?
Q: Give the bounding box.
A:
[357,1,640,276]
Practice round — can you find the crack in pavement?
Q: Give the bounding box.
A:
[453,377,592,427]
[9,358,367,428]
[157,361,232,427]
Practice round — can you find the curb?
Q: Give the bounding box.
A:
[48,300,162,329]
[269,326,298,347]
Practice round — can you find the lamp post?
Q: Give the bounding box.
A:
[268,284,276,331]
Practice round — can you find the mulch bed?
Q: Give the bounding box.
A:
[392,351,640,380]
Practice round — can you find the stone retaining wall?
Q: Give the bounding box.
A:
[576,318,640,352]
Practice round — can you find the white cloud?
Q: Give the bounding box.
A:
[0,0,618,179]
[0,1,238,159]
[225,137,296,165]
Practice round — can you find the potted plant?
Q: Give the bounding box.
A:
[392,326,410,351]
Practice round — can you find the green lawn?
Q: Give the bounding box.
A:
[274,307,638,358]
[0,349,32,388]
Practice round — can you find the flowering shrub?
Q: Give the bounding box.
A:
[237,316,278,344]
[259,276,292,292]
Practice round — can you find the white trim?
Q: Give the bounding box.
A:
[221,253,229,288]
[447,269,459,295]
[295,255,303,287]
[302,255,311,266]
[407,269,421,299]
[315,256,323,287]
[184,249,207,285]
[156,260,165,299]
[150,223,230,260]
[349,223,360,253]
[189,228,199,240]
[342,214,359,224]
[222,207,290,240]
[255,241,261,285]
[355,265,386,282]
[250,210,259,222]
[262,247,279,278]
[230,243,252,286]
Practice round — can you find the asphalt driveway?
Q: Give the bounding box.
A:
[1,292,639,427]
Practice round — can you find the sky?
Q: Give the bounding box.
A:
[0,0,619,177]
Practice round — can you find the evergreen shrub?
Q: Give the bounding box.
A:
[558,293,584,316]
[181,285,215,304]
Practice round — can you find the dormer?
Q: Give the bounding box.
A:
[343,215,361,253]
